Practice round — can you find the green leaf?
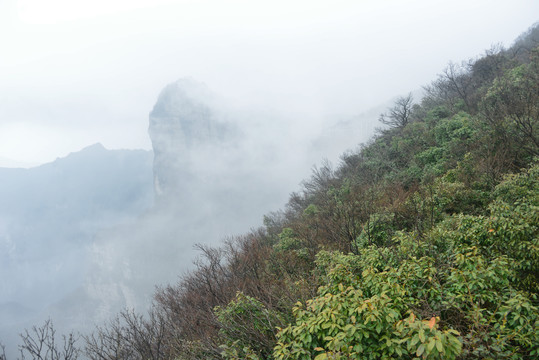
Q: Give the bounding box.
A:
[417,344,425,357]
[409,335,419,349]
[419,329,426,343]
[427,339,435,352]
[435,338,443,352]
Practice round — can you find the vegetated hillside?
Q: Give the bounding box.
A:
[5,25,539,360]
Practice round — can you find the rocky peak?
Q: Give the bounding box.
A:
[148,78,231,201]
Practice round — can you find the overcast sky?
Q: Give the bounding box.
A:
[0,0,537,166]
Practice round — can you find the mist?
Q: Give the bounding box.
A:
[0,74,377,356]
[0,0,538,357]
[1,0,538,164]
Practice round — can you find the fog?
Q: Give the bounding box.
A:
[1,0,538,165]
[0,0,538,357]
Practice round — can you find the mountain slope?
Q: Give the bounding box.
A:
[3,23,539,360]
[77,25,539,360]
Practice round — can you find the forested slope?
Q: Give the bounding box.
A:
[80,24,539,360]
[5,25,539,360]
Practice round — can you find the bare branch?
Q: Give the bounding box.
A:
[379,93,414,129]
[18,319,79,360]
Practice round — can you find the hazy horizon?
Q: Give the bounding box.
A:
[1,0,538,166]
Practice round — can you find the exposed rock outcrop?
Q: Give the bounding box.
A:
[148,78,233,202]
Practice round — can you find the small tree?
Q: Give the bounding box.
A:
[379,93,414,129]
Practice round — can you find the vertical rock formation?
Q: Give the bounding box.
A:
[65,78,297,338]
[148,78,230,206]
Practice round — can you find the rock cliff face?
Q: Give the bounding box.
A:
[148,78,231,202]
[67,80,250,327]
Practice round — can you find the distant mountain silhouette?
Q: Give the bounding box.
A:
[0,143,153,314]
